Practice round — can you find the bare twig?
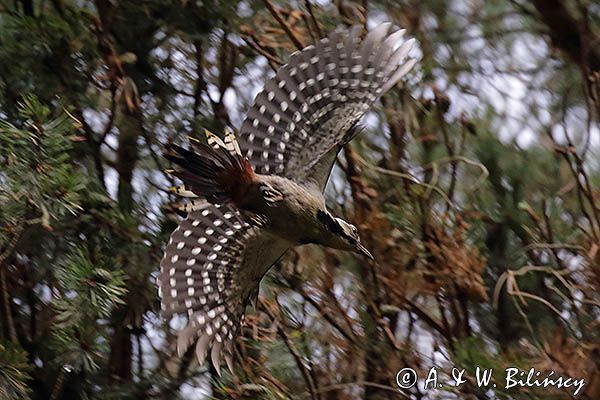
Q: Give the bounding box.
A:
[263,0,305,51]
[297,286,357,343]
[0,223,24,266]
[49,367,67,400]
[355,153,456,209]
[304,0,322,38]
[241,36,282,70]
[260,299,320,400]
[492,266,576,322]
[1,266,17,343]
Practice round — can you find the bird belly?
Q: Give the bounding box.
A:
[237,175,325,244]
[265,208,322,244]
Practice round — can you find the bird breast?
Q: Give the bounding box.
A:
[241,174,326,244]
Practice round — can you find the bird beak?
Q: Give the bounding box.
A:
[356,243,374,260]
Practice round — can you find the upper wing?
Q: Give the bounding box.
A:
[158,201,289,373]
[237,23,416,191]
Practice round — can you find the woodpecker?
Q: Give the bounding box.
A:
[158,24,416,374]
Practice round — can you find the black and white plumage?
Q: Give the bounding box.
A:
[158,200,287,372]
[158,23,416,373]
[238,24,416,190]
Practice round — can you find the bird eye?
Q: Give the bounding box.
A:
[351,226,358,234]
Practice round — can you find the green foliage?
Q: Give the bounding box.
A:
[0,95,86,235]
[53,246,127,322]
[49,323,106,373]
[0,343,31,400]
[0,12,96,115]
[454,336,498,373]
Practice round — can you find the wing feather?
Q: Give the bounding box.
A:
[237,25,416,191]
[158,202,289,372]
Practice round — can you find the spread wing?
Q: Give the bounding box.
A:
[158,201,289,373]
[237,23,417,191]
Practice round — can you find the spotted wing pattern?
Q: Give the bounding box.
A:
[158,201,289,373]
[237,23,417,190]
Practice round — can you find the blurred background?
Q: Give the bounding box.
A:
[1,0,599,399]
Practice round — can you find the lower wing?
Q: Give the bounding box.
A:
[158,201,289,373]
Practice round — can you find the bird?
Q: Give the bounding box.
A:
[157,23,417,374]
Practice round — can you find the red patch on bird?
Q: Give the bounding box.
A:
[217,158,256,205]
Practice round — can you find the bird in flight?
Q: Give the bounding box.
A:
[158,23,416,374]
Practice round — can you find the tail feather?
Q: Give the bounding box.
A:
[223,126,242,157]
[165,128,255,204]
[169,184,197,198]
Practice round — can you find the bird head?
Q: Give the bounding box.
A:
[317,211,373,259]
